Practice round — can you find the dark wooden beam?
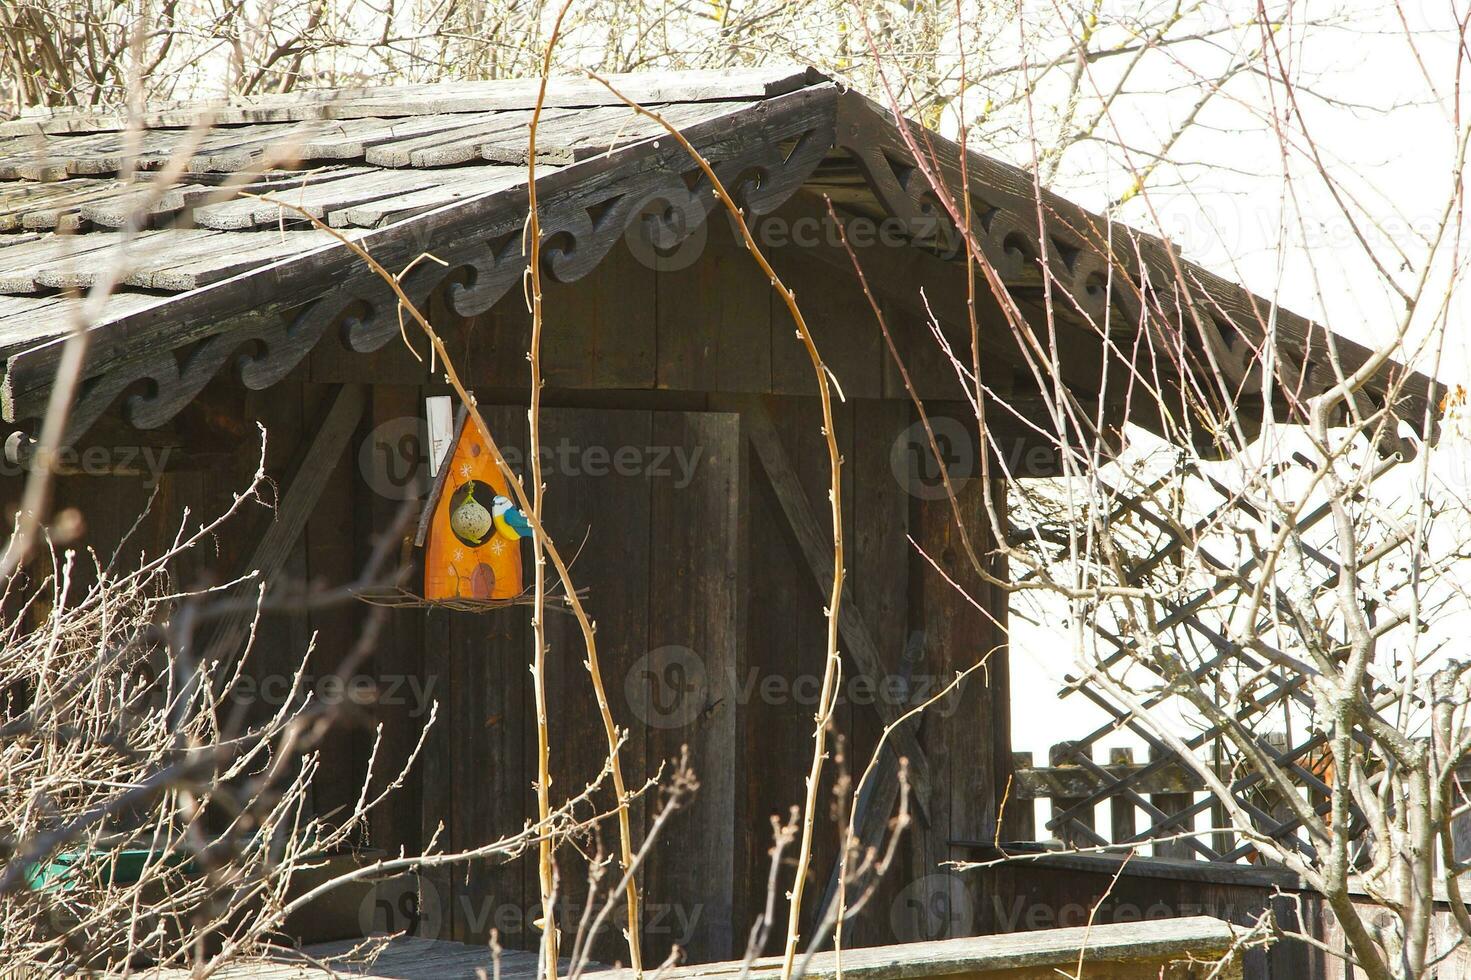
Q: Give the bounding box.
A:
[203,382,367,666]
[742,396,934,820]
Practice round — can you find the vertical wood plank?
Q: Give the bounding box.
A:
[1268,891,1316,979]
[232,376,313,747]
[365,384,428,858]
[1007,752,1036,841]
[544,247,657,391]
[538,405,653,964]
[417,362,457,943]
[655,213,772,394]
[1049,742,1094,848]
[913,469,996,938]
[645,411,742,963]
[1150,744,1194,860]
[303,380,371,825]
[1109,748,1136,847]
[781,394,852,946]
[877,288,968,404]
[985,477,1013,861]
[766,250,883,400]
[843,398,912,946]
[1210,740,1235,860]
[446,303,533,393]
[419,604,455,938]
[740,396,830,954]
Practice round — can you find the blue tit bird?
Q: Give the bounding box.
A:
[492,495,533,542]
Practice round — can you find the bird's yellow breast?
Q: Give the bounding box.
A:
[493,512,523,541]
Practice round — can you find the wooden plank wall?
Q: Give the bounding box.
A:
[643,410,743,964]
[7,193,1013,967]
[0,367,381,841]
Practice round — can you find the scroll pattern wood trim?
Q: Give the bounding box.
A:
[831,95,1431,442]
[5,88,838,439]
[834,95,1109,324]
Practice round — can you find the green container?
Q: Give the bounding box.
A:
[26,848,196,892]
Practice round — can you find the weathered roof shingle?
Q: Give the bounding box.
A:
[0,67,819,357]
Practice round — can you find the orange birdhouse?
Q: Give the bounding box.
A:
[416,406,524,601]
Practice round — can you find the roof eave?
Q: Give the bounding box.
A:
[1,82,842,434]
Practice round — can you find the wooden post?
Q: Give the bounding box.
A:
[1257,731,1295,861]
[1150,744,1193,859]
[1210,740,1235,859]
[1109,747,1136,847]
[1050,742,1094,848]
[1008,751,1036,841]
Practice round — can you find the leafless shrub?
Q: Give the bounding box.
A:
[0,441,406,973]
[0,436,659,976]
[855,2,1471,975]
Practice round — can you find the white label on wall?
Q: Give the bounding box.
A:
[425,396,454,478]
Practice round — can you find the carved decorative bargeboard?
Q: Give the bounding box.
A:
[1,85,838,439]
[828,95,1430,445]
[0,80,1430,447]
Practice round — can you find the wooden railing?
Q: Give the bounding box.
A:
[1011,744,1204,853]
[1009,736,1336,861]
[1011,738,1471,867]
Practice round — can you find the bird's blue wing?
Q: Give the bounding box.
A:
[505,505,534,537]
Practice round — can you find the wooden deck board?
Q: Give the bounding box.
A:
[143,917,1238,979]
[149,937,559,979]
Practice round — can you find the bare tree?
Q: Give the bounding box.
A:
[1,0,1331,195]
[851,3,1471,977]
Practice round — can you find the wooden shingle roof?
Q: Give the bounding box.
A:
[0,68,845,435]
[0,67,1435,446]
[0,68,816,343]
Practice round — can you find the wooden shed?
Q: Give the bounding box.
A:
[0,67,1432,970]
